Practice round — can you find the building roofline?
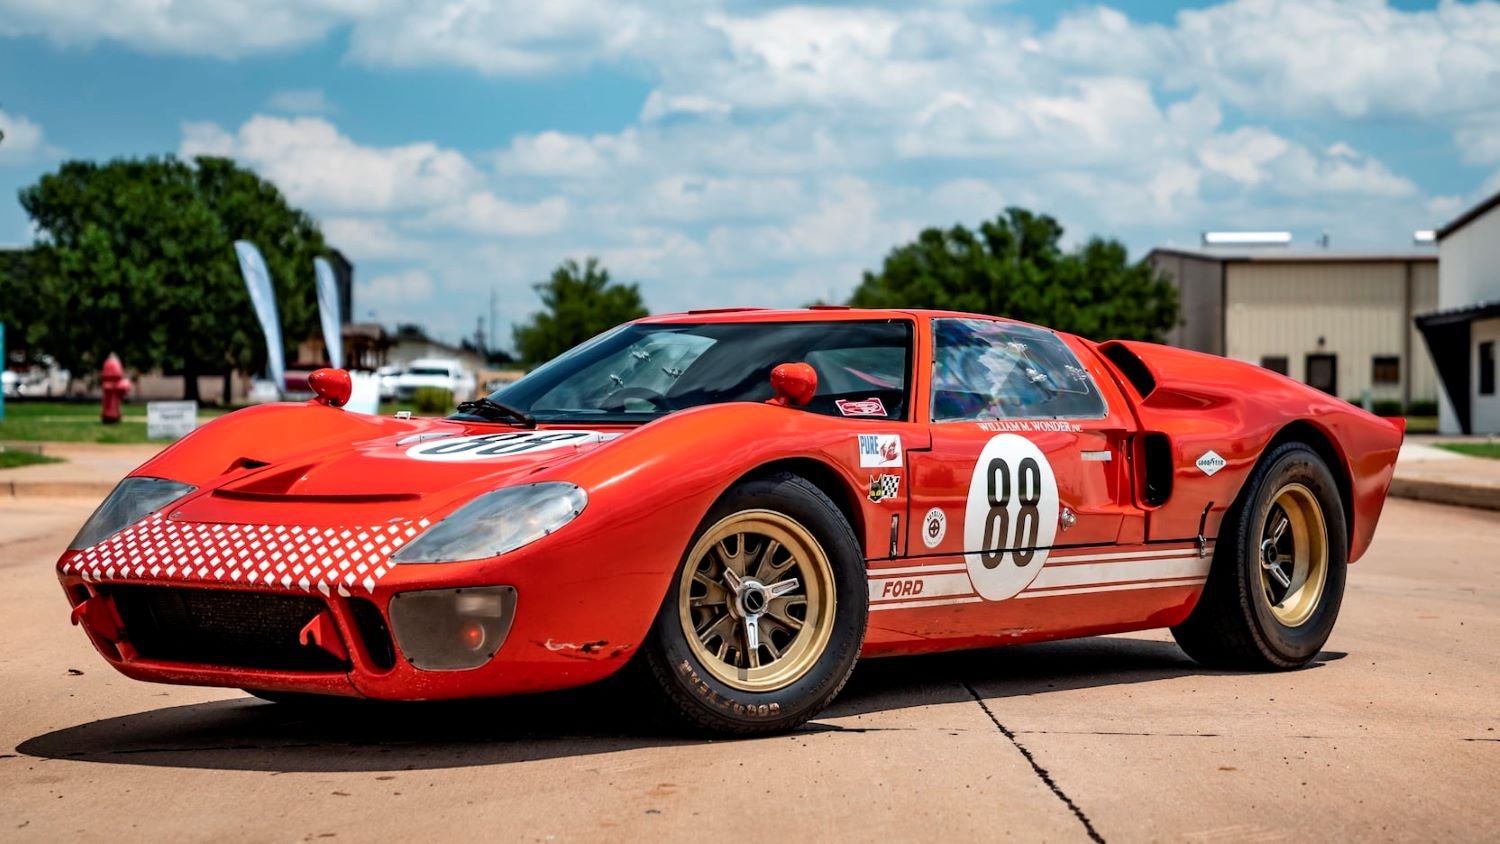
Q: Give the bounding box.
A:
[1436,189,1500,241]
[1146,246,1437,264]
[1414,299,1500,328]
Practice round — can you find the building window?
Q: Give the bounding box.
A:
[1305,354,1338,396]
[1481,342,1496,397]
[1260,356,1289,375]
[1372,356,1401,386]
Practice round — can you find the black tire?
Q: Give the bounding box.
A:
[1172,442,1348,670]
[641,472,866,735]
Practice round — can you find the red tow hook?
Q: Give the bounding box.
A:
[299,610,349,661]
[70,595,125,643]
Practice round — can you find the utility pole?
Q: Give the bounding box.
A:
[489,288,497,354]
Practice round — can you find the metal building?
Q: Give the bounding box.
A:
[1147,248,1438,410]
[1415,190,1500,435]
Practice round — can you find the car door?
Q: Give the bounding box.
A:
[893,318,1142,604]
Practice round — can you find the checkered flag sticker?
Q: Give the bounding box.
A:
[869,474,901,502]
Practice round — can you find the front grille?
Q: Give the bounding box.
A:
[107,585,350,672]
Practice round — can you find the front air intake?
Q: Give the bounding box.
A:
[106,585,349,672]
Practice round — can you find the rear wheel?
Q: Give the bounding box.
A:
[1172,442,1348,670]
[642,473,865,735]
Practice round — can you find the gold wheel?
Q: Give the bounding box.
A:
[677,510,837,693]
[1257,483,1329,627]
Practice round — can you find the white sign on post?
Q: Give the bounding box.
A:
[147,401,198,439]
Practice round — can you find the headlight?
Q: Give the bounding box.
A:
[391,482,588,563]
[69,477,198,550]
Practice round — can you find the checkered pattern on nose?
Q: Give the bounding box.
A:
[59,514,432,596]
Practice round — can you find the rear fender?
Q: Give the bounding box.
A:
[1092,341,1402,562]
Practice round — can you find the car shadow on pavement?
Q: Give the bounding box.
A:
[17,637,1345,773]
[823,637,1342,722]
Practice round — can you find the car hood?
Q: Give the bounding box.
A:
[168,422,626,525]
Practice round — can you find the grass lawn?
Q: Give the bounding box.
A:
[0,400,424,444]
[0,449,64,469]
[1436,442,1500,460]
[1403,416,1438,434]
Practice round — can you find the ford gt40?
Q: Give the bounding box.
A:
[56,308,1404,734]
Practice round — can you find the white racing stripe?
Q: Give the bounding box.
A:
[868,562,968,577]
[1044,546,1205,564]
[1017,576,1207,599]
[865,545,1212,611]
[1027,555,1210,591]
[870,596,983,612]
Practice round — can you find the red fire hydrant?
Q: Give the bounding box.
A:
[100,353,132,425]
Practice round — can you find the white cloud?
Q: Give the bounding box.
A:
[495,130,640,179]
[265,88,333,115]
[106,1,1482,343]
[321,217,426,260]
[344,0,650,75]
[421,193,570,237]
[1456,112,1500,165]
[361,269,436,316]
[181,115,480,212]
[0,0,366,58]
[0,109,59,164]
[1198,129,1416,198]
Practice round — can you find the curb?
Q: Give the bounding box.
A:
[1388,476,1500,512]
[6,480,116,499]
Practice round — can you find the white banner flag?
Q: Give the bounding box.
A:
[233,241,285,395]
[314,256,343,370]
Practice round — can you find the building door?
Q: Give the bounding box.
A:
[1305,353,1337,395]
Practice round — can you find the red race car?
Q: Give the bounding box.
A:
[57,308,1404,734]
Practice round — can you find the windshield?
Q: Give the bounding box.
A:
[476,320,913,424]
[406,367,452,377]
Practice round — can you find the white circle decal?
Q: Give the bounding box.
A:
[963,434,1059,600]
[922,508,947,549]
[405,431,605,461]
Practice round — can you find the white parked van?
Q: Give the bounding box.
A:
[393,358,476,402]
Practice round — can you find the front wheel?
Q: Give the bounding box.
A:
[641,472,866,735]
[1172,442,1348,670]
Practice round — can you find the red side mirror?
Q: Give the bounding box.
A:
[308,368,353,408]
[767,362,817,407]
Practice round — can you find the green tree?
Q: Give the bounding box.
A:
[17,156,326,401]
[513,258,648,366]
[849,207,1177,341]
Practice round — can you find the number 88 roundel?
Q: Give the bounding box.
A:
[963,434,1060,600]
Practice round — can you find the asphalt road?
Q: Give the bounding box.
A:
[2,497,1496,842]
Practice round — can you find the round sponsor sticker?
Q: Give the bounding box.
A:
[921,507,947,549]
[962,434,1059,600]
[405,430,606,461]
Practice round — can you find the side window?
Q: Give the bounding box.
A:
[932,318,1107,422]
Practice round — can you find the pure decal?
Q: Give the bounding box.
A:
[857,434,902,467]
[1195,450,1227,476]
[836,397,888,417]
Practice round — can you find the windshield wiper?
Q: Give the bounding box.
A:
[453,397,537,428]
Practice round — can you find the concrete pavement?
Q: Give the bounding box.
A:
[1,443,163,498]
[1,496,1495,841]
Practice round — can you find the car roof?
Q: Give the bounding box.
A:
[636,306,1037,328]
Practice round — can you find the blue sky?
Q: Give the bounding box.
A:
[3,0,1499,348]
